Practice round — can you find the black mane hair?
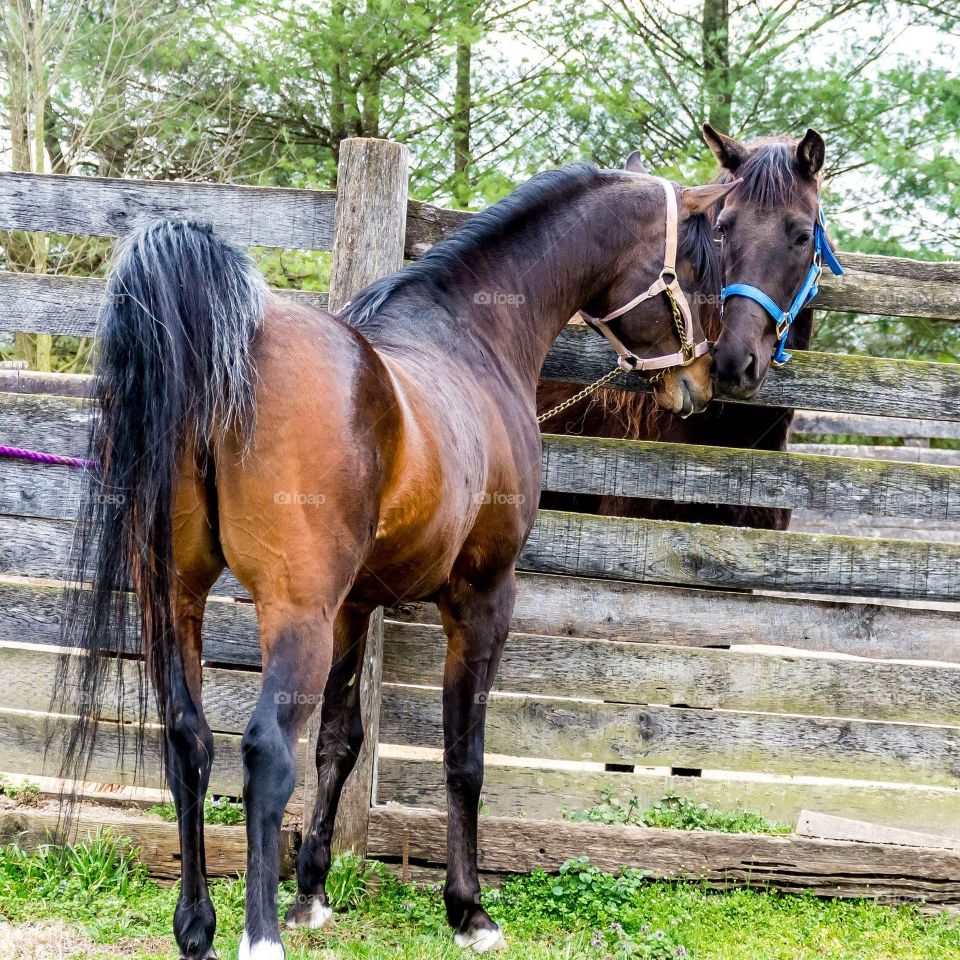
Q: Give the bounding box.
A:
[726,139,800,209]
[340,162,607,328]
[679,211,721,299]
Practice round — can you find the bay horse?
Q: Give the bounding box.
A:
[539,125,832,529]
[61,163,745,959]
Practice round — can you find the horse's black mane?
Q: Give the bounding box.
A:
[679,211,720,299]
[341,162,605,328]
[725,139,799,209]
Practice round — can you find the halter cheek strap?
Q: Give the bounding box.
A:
[720,207,844,367]
[578,176,711,374]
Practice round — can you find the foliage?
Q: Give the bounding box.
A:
[3,838,960,958]
[147,797,245,825]
[0,777,42,805]
[562,790,792,836]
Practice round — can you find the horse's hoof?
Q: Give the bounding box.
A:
[238,932,285,960]
[285,895,333,930]
[455,925,507,953]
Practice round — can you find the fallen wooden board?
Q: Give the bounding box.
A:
[796,810,960,851]
[377,757,960,838]
[367,806,960,903]
[0,806,295,879]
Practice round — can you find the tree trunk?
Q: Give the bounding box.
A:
[702,0,731,132]
[452,12,473,205]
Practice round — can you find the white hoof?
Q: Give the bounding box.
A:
[286,898,333,930]
[455,926,507,953]
[237,932,285,960]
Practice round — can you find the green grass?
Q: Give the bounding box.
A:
[1,837,959,959]
[562,791,792,836]
[147,796,246,825]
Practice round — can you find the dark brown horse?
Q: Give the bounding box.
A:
[540,126,827,529]
[62,163,750,960]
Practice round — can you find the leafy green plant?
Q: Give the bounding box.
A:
[562,790,791,835]
[0,778,43,805]
[147,797,245,825]
[325,852,383,911]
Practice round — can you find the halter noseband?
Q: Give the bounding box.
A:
[578,176,711,375]
[720,206,844,366]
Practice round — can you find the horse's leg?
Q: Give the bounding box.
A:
[438,568,516,953]
[286,601,371,929]
[239,602,335,960]
[168,461,225,960]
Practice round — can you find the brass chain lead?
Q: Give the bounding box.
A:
[536,366,624,425]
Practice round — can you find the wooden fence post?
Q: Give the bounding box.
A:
[303,137,409,857]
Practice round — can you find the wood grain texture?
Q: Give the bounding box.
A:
[789,443,960,467]
[8,509,958,603]
[792,410,960,441]
[542,434,960,520]
[320,138,409,853]
[380,684,960,787]
[0,391,92,459]
[0,369,93,397]
[7,561,958,668]
[795,810,960,850]
[404,198,960,318]
[0,708,244,795]
[790,511,960,545]
[382,621,960,724]
[0,171,336,249]
[521,510,960,603]
[376,757,960,837]
[367,806,960,903]
[0,271,329,338]
[542,325,960,421]
[0,808,295,879]
[10,423,960,524]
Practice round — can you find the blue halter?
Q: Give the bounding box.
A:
[720,208,844,366]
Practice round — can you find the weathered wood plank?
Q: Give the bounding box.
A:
[790,511,960,545]
[0,391,92,459]
[5,572,959,676]
[0,808,296,880]
[0,369,93,397]
[8,509,958,603]
[9,426,960,524]
[541,434,960,520]
[792,410,960,441]
[521,510,960,603]
[380,684,960,787]
[367,806,960,904]
[0,643,259,735]
[376,757,960,837]
[382,621,960,724]
[0,708,243,795]
[0,271,329,338]
[795,810,960,850]
[0,171,336,250]
[788,443,960,468]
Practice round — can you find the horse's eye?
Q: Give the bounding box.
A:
[715,222,726,238]
[794,232,813,247]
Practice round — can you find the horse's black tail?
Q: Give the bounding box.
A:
[56,219,267,787]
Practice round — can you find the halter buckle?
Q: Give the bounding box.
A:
[617,353,640,372]
[775,314,791,342]
[659,266,678,284]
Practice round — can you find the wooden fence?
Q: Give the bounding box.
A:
[2,137,960,901]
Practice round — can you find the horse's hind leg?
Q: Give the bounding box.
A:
[239,601,335,960]
[287,601,371,929]
[439,567,516,953]
[168,462,225,960]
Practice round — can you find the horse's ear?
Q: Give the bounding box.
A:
[624,151,648,174]
[680,180,741,219]
[702,122,747,172]
[796,128,825,179]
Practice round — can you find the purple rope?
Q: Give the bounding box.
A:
[0,444,100,470]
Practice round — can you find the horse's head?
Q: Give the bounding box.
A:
[704,124,835,398]
[582,156,737,417]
